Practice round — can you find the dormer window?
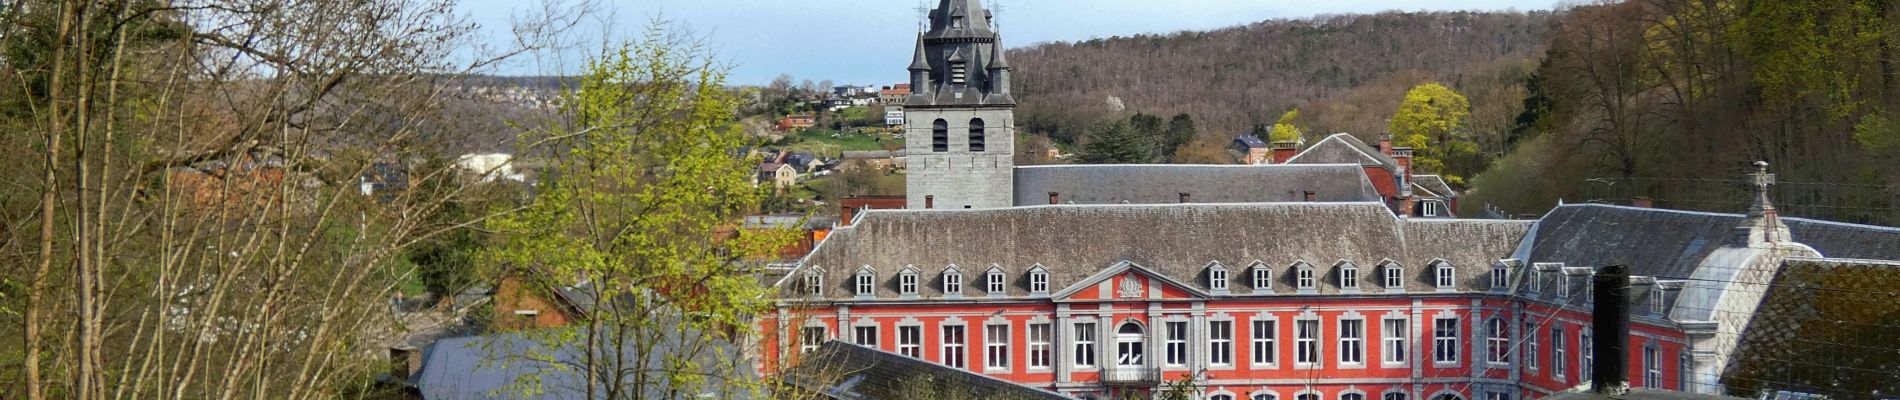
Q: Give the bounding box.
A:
[1491,264,1510,290]
[1252,265,1272,291]
[1297,265,1317,290]
[899,268,919,296]
[943,269,963,295]
[1527,269,1542,295]
[1383,264,1404,289]
[1209,264,1230,291]
[1028,267,1049,294]
[986,267,1006,295]
[1435,263,1456,289]
[854,268,875,297]
[1558,276,1571,298]
[952,16,965,28]
[1651,287,1665,316]
[1339,263,1360,290]
[803,271,824,296]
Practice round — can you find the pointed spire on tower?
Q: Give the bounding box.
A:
[986,35,1010,70]
[908,34,930,71]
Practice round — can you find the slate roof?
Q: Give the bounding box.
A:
[1285,133,1400,172]
[1012,164,1382,206]
[1545,390,1742,400]
[410,326,755,399]
[1724,257,1900,399]
[1234,134,1268,149]
[785,341,1074,400]
[1520,204,1900,281]
[792,203,1532,300]
[1412,175,1457,198]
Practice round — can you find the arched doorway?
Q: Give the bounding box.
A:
[1115,322,1145,367]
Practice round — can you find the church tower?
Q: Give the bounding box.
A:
[904,0,1015,210]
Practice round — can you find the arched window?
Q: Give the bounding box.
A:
[932,119,949,152]
[1116,322,1145,366]
[1383,392,1409,400]
[1209,395,1235,400]
[1253,395,1279,400]
[1341,394,1366,400]
[968,118,987,152]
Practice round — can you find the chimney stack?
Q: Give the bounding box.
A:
[1049,192,1061,205]
[924,195,935,210]
[1179,192,1192,204]
[1592,265,1633,396]
[1631,197,1655,209]
[1271,141,1299,164]
[1303,191,1317,202]
[1378,135,1394,155]
[1391,147,1415,178]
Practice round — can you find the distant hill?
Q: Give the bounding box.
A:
[1009,11,1554,145]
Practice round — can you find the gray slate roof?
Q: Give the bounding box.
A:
[785,341,1074,400]
[1724,257,1900,399]
[793,203,1532,300]
[1521,204,1900,281]
[1285,133,1400,172]
[411,326,753,399]
[1412,175,1457,198]
[1012,164,1382,206]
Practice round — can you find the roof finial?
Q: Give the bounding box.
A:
[1736,161,1791,246]
[915,1,928,32]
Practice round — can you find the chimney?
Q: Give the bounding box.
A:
[1180,192,1192,204]
[1303,191,1317,202]
[1592,265,1633,396]
[1631,197,1655,209]
[1399,196,1416,217]
[1271,141,1299,164]
[390,347,422,382]
[1378,135,1394,155]
[924,195,935,210]
[1391,147,1415,178]
[1049,192,1061,205]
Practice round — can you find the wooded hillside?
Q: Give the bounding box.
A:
[1010,11,1554,147]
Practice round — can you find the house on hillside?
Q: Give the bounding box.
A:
[1284,133,1458,218]
[1231,134,1270,165]
[777,114,816,131]
[759,162,797,188]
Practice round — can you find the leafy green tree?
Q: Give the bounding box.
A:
[1164,113,1198,153]
[481,29,795,399]
[1269,108,1303,144]
[1390,82,1476,184]
[1077,119,1156,164]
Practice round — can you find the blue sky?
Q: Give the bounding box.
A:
[460,0,1558,85]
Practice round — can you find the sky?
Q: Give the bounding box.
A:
[458,0,1559,85]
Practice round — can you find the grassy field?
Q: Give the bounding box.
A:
[782,128,901,157]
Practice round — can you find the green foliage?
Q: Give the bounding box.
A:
[1269,108,1303,143]
[1077,119,1155,164]
[1855,112,1900,154]
[1739,0,1889,119]
[480,28,795,399]
[1390,82,1476,184]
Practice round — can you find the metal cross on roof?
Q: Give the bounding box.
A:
[992,0,1005,29]
[915,1,929,32]
[1751,161,1776,192]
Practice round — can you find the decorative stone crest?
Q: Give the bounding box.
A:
[1118,274,1145,298]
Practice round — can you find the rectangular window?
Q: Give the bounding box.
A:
[1028,323,1052,369]
[1383,318,1408,364]
[944,273,962,295]
[1488,319,1510,364]
[1433,317,1459,363]
[1438,266,1456,288]
[856,274,874,296]
[1385,267,1403,288]
[1165,321,1189,367]
[1525,322,1539,372]
[900,273,917,295]
[987,272,1004,294]
[1492,266,1510,289]
[1679,352,1693,390]
[1029,272,1048,293]
[1652,289,1666,316]
[1211,268,1229,290]
[899,326,922,358]
[1210,321,1234,366]
[1252,320,1277,366]
[1074,322,1097,368]
[1341,268,1359,289]
[854,325,878,347]
[1254,268,1272,290]
[941,325,966,368]
[800,326,825,354]
[1527,270,1542,294]
[1553,326,1567,379]
[1559,276,1572,298]
[1298,268,1316,289]
[1296,319,1320,366]
[984,324,1009,370]
[1340,319,1364,365]
[1581,331,1594,382]
[1644,347,1662,388]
